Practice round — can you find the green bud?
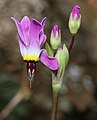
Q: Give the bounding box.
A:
[55,44,69,68]
[69,5,81,35]
[50,25,61,50]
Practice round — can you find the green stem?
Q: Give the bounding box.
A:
[51,84,60,120]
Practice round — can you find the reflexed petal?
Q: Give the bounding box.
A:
[41,17,47,27]
[18,35,27,57]
[39,34,47,48]
[40,49,59,70]
[30,19,42,39]
[39,17,47,47]
[11,17,25,45]
[29,19,42,48]
[21,16,30,29]
[40,17,47,35]
[21,16,30,46]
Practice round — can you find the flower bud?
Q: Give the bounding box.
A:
[55,44,69,68]
[69,5,81,35]
[50,25,61,50]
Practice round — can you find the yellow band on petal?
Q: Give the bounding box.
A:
[23,55,39,62]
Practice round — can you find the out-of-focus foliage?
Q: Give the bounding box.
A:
[0,73,30,120]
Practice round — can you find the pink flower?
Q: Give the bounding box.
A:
[11,16,59,86]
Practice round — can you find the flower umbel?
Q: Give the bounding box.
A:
[11,16,59,87]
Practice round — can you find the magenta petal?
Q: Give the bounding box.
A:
[11,17,25,46]
[41,17,47,27]
[21,16,30,46]
[30,19,42,38]
[40,49,59,70]
[18,35,26,57]
[21,16,30,29]
[39,17,47,47]
[39,34,47,48]
[40,17,47,34]
[72,5,80,20]
[52,25,58,38]
[29,19,42,48]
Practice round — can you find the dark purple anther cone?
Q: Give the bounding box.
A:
[27,61,36,88]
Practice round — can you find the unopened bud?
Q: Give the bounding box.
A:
[69,5,81,35]
[50,25,61,50]
[55,44,69,68]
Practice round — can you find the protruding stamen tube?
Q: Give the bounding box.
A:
[27,61,36,88]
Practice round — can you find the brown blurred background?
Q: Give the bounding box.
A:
[0,0,97,120]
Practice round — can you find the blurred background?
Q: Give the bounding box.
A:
[0,0,97,120]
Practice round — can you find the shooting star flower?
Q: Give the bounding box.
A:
[11,16,59,88]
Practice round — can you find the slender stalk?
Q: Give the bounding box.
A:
[51,86,60,120]
[68,35,75,54]
[0,90,24,120]
[0,69,32,120]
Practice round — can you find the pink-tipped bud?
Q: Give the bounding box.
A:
[69,5,81,35]
[50,25,61,50]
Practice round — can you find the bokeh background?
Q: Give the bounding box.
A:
[0,0,97,120]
